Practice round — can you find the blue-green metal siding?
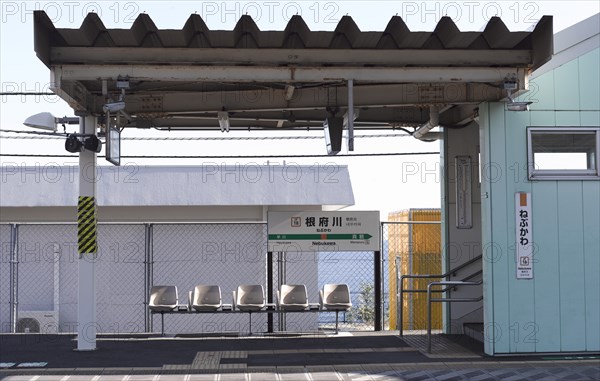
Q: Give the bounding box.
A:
[480,48,600,355]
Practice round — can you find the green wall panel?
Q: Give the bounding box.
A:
[531,182,561,352]
[504,111,535,353]
[528,72,555,111]
[554,60,580,111]
[530,110,557,127]
[582,181,600,351]
[557,182,587,351]
[555,111,581,126]
[579,49,600,111]
[581,111,600,126]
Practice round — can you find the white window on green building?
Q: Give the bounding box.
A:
[527,127,600,180]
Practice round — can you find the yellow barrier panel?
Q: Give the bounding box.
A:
[387,209,441,331]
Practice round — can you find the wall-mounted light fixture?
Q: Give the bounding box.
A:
[504,81,532,112]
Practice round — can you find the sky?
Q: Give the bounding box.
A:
[1,1,599,219]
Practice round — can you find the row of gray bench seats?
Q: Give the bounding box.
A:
[150,284,352,312]
[149,284,352,334]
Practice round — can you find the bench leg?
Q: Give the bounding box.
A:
[249,312,252,335]
[335,310,339,334]
[161,312,165,336]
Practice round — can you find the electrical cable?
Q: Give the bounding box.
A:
[0,92,56,96]
[0,152,439,159]
[0,129,412,141]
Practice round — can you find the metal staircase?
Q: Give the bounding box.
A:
[396,255,483,353]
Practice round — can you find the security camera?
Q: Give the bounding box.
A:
[102,101,126,113]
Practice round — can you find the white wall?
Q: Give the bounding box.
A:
[442,122,484,334]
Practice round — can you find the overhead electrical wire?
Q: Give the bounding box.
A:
[0,152,439,159]
[0,92,56,96]
[0,129,413,141]
[1,128,436,160]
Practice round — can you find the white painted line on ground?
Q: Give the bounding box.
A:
[346,374,373,381]
[17,363,48,368]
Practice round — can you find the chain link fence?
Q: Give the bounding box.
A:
[96,224,146,334]
[2,224,146,334]
[271,250,376,333]
[317,251,376,332]
[16,224,76,334]
[0,224,13,333]
[1,221,440,335]
[151,223,267,335]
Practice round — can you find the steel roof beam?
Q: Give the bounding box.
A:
[54,65,527,85]
[49,47,533,67]
[82,83,502,115]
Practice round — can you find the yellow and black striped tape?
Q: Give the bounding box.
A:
[78,196,97,254]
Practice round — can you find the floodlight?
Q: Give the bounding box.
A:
[23,112,56,131]
[23,112,79,131]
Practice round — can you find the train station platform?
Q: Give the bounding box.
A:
[1,332,598,380]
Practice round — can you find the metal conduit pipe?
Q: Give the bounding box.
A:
[413,105,440,140]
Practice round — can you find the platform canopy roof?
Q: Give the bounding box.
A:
[34,11,553,131]
[0,165,354,209]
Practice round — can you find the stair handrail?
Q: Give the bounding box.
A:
[427,280,483,353]
[396,254,482,336]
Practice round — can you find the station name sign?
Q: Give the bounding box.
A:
[267,211,380,252]
[515,193,533,279]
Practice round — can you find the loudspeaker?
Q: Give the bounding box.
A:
[83,135,102,153]
[65,134,82,153]
[324,117,343,155]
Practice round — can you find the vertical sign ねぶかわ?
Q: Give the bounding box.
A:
[515,193,533,279]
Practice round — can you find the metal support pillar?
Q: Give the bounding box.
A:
[9,224,18,333]
[347,79,354,151]
[160,312,165,336]
[396,256,403,336]
[267,251,273,333]
[144,224,154,333]
[248,312,253,335]
[76,114,97,351]
[277,251,286,332]
[374,250,382,331]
